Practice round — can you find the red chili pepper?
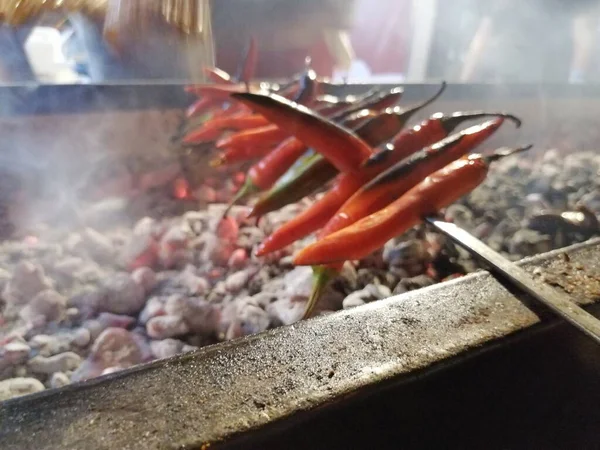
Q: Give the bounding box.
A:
[235,36,258,86]
[332,86,404,123]
[215,125,289,152]
[210,143,275,167]
[208,102,251,120]
[212,113,269,131]
[225,89,402,211]
[254,111,520,257]
[319,117,511,238]
[294,145,533,266]
[232,92,373,174]
[183,113,271,145]
[313,89,378,116]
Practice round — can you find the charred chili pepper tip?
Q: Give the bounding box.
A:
[482,143,532,162]
[437,111,522,133]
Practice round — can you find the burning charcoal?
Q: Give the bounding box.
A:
[364,284,392,300]
[133,217,158,236]
[217,216,240,243]
[509,229,553,257]
[473,221,495,240]
[356,269,375,288]
[177,268,210,296]
[97,312,136,330]
[195,185,217,203]
[184,210,207,231]
[81,227,116,263]
[580,191,600,213]
[71,328,143,382]
[266,297,305,326]
[164,295,187,317]
[444,204,474,228]
[383,240,429,268]
[207,281,228,303]
[146,316,190,339]
[237,227,265,250]
[334,263,356,291]
[342,290,370,310]
[27,352,82,375]
[131,267,158,293]
[527,207,599,239]
[195,231,219,262]
[342,284,392,310]
[167,296,220,335]
[97,273,146,316]
[81,319,105,342]
[119,219,160,271]
[2,261,52,308]
[29,334,71,357]
[149,338,185,360]
[225,270,251,293]
[48,372,71,389]
[139,297,167,325]
[2,342,31,365]
[359,247,387,270]
[247,269,274,295]
[19,289,67,324]
[228,248,248,270]
[250,292,278,309]
[131,332,154,363]
[71,327,91,348]
[0,378,45,401]
[53,256,87,278]
[283,267,314,299]
[158,224,191,269]
[394,275,436,295]
[225,303,270,341]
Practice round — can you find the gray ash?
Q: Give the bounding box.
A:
[0,149,598,402]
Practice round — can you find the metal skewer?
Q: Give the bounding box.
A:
[426,217,600,344]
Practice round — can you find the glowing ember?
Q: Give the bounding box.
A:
[173,178,191,200]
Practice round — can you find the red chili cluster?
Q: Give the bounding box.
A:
[180,41,532,319]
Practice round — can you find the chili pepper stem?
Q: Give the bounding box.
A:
[408,81,447,113]
[302,266,336,320]
[222,179,260,218]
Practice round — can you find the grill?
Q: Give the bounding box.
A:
[0,238,599,449]
[0,83,599,449]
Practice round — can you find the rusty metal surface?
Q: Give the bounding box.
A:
[0,238,599,449]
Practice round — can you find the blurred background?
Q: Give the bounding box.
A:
[1,0,600,84]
